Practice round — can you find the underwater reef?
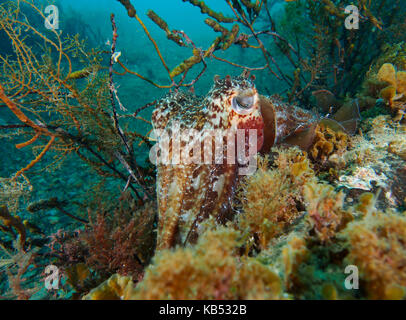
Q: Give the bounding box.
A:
[1,0,406,300]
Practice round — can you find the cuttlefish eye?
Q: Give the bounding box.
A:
[232,95,255,115]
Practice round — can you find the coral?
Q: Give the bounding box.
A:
[0,240,40,299]
[380,86,397,105]
[0,84,56,178]
[128,227,283,300]
[321,283,339,300]
[378,63,406,101]
[182,0,234,23]
[146,10,185,47]
[0,0,154,202]
[236,258,282,300]
[309,123,350,162]
[343,210,406,299]
[370,43,406,75]
[237,147,315,250]
[203,18,240,51]
[304,182,353,243]
[133,227,239,299]
[343,116,399,168]
[116,0,282,87]
[281,234,310,291]
[397,71,406,94]
[354,192,376,216]
[50,197,156,287]
[377,63,397,87]
[388,137,406,161]
[65,263,92,294]
[47,229,87,269]
[338,166,388,191]
[358,43,406,116]
[256,221,352,299]
[360,79,388,104]
[337,115,406,206]
[169,49,203,78]
[117,0,137,17]
[0,177,32,213]
[363,62,406,121]
[0,206,26,248]
[66,67,98,80]
[277,0,397,104]
[81,200,156,277]
[1,0,406,302]
[264,224,354,300]
[83,273,136,300]
[27,198,88,224]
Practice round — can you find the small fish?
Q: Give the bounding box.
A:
[112,51,122,63]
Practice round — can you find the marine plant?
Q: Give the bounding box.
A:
[85,226,283,300]
[303,182,353,243]
[343,207,406,299]
[0,0,155,204]
[281,234,310,291]
[0,239,40,299]
[111,0,406,108]
[46,194,156,295]
[82,273,136,300]
[0,0,405,301]
[309,123,350,163]
[1,0,401,188]
[237,147,315,250]
[357,43,406,119]
[268,0,405,105]
[375,63,406,121]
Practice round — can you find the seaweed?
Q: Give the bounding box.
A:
[1,0,406,301]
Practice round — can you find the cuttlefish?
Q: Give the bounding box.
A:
[151,73,358,250]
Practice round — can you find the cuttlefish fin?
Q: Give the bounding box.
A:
[319,118,347,132]
[259,95,277,154]
[282,98,361,151]
[283,122,318,150]
[312,89,341,113]
[330,99,361,135]
[259,94,361,154]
